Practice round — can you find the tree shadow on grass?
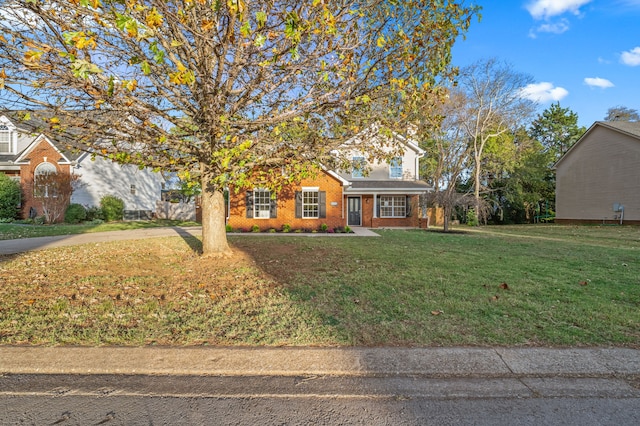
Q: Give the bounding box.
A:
[171,227,203,254]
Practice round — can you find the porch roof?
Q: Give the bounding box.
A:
[344,180,432,194]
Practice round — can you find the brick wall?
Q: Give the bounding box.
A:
[18,140,72,220]
[228,172,345,232]
[360,194,422,228]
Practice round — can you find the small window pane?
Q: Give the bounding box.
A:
[302,190,319,218]
[352,156,365,178]
[390,157,402,178]
[379,196,406,218]
[254,189,271,219]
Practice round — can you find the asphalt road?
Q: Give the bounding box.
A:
[1,374,639,425]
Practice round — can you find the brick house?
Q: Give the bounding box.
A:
[0,112,165,221]
[227,126,433,231]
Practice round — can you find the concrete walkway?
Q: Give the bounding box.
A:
[0,346,639,380]
[0,226,379,255]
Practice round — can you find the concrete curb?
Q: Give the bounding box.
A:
[1,346,638,377]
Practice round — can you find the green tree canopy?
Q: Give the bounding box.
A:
[529,102,585,162]
[0,0,478,255]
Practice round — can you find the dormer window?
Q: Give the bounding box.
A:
[0,124,11,153]
[351,156,366,178]
[389,157,402,179]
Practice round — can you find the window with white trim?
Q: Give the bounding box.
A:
[351,156,365,178]
[379,195,406,218]
[34,162,58,198]
[253,189,271,219]
[0,124,11,153]
[389,157,402,178]
[302,190,319,218]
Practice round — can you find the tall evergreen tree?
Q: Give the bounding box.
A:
[529,102,585,162]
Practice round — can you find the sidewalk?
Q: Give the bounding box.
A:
[1,346,639,378]
[0,226,379,255]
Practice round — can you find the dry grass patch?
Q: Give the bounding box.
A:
[0,236,340,346]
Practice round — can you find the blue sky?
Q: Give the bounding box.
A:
[451,0,640,127]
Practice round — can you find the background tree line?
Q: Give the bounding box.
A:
[419,58,638,228]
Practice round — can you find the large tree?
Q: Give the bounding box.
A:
[604,105,639,122]
[454,58,536,223]
[420,89,472,232]
[0,0,477,255]
[529,102,585,161]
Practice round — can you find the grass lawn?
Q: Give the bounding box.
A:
[0,225,638,347]
[0,220,200,240]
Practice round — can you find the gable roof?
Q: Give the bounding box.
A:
[14,134,74,165]
[0,111,84,163]
[553,121,640,169]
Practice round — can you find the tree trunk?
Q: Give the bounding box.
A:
[473,159,481,226]
[443,204,450,232]
[200,171,231,257]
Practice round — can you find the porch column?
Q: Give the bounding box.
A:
[372,193,377,218]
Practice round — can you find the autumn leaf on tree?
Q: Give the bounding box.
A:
[0,0,479,256]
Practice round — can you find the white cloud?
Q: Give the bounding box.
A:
[535,19,570,34]
[620,47,640,66]
[584,77,614,88]
[519,82,569,102]
[526,0,593,20]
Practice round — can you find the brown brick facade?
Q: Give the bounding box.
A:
[227,171,434,230]
[227,172,345,232]
[18,139,72,220]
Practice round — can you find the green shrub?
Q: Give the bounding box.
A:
[282,223,291,233]
[0,173,20,220]
[64,203,87,224]
[320,223,328,232]
[466,208,479,226]
[34,216,45,225]
[85,206,104,221]
[100,195,124,222]
[251,224,260,233]
[225,224,233,232]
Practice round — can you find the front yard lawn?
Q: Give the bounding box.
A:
[0,225,638,347]
[0,220,199,240]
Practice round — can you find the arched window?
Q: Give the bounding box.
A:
[0,124,11,153]
[34,162,58,198]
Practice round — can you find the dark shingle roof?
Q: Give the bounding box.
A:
[346,180,432,193]
[596,121,640,139]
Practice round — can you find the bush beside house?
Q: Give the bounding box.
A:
[0,172,21,220]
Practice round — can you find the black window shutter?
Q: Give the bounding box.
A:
[376,195,380,217]
[319,191,326,218]
[270,195,277,218]
[295,191,302,218]
[406,196,412,217]
[245,191,254,218]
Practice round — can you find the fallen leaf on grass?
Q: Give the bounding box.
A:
[498,282,510,290]
[579,281,588,286]
[489,295,499,302]
[431,310,443,316]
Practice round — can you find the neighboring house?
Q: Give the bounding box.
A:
[554,121,640,224]
[0,112,165,221]
[227,126,433,230]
